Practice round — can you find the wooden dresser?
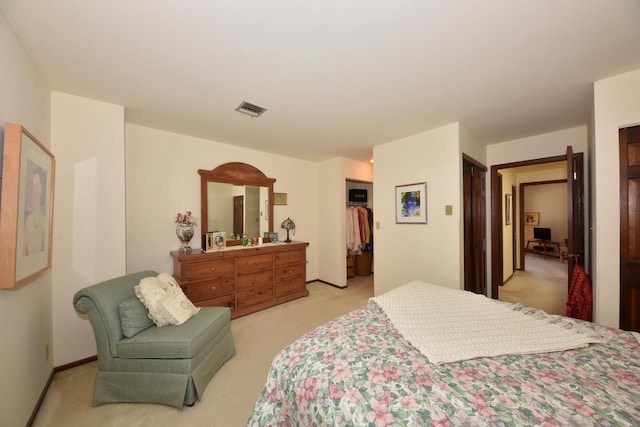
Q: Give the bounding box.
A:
[171,241,308,318]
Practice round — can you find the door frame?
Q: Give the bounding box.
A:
[518,179,567,271]
[490,154,577,299]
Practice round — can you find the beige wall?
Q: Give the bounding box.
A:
[0,14,52,427]
[51,92,127,365]
[373,123,462,295]
[593,68,640,328]
[125,124,321,281]
[523,183,567,243]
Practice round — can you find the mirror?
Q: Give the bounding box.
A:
[199,162,275,243]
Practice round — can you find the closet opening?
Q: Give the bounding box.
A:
[346,179,373,284]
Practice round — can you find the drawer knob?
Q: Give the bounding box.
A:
[211,286,217,291]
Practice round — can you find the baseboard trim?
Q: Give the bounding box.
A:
[501,272,515,286]
[27,355,97,427]
[26,369,55,427]
[315,279,348,289]
[54,355,97,373]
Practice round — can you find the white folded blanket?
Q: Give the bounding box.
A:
[371,281,601,365]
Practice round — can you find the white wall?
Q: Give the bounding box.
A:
[317,157,373,287]
[593,67,640,328]
[51,92,127,365]
[0,13,52,427]
[459,124,487,167]
[125,124,320,281]
[373,123,462,295]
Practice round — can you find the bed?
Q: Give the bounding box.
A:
[247,281,640,426]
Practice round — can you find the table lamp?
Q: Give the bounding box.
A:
[280,217,296,243]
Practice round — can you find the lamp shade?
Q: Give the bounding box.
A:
[280,217,295,243]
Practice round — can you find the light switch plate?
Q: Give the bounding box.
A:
[445,205,453,215]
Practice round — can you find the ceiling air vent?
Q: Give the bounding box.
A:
[235,101,267,118]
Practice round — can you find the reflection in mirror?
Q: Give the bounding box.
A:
[206,183,270,238]
[199,162,275,244]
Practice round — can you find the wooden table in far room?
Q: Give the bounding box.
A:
[525,239,561,259]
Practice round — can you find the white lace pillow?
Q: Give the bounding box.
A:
[157,272,181,289]
[134,276,180,327]
[159,292,200,325]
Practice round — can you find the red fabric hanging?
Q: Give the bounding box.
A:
[566,256,593,322]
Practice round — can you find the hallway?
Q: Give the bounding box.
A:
[499,254,568,315]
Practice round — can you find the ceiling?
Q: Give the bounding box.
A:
[2,1,640,162]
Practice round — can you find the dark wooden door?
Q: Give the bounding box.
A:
[620,126,640,332]
[463,156,487,294]
[233,195,244,236]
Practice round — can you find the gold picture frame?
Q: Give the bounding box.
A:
[524,212,539,226]
[273,192,288,206]
[0,123,55,288]
[203,231,226,252]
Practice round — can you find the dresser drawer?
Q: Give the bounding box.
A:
[236,269,273,291]
[196,294,236,310]
[237,284,273,309]
[275,279,306,298]
[185,258,235,280]
[275,262,305,282]
[236,253,273,273]
[275,249,305,266]
[182,276,235,302]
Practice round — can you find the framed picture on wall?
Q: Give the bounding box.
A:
[525,212,539,226]
[395,182,427,224]
[273,192,287,205]
[505,194,512,225]
[0,123,55,289]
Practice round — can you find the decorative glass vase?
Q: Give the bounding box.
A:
[176,223,195,254]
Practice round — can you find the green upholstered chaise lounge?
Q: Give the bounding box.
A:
[73,270,235,408]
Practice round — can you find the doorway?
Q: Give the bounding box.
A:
[233,195,244,236]
[490,149,585,313]
[346,179,374,282]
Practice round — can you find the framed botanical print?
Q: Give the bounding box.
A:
[395,182,427,224]
[0,123,55,288]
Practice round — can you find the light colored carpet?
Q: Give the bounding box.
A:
[33,277,374,427]
[499,253,568,315]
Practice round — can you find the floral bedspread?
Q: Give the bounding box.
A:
[247,300,640,426]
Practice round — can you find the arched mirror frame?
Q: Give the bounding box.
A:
[198,162,275,244]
